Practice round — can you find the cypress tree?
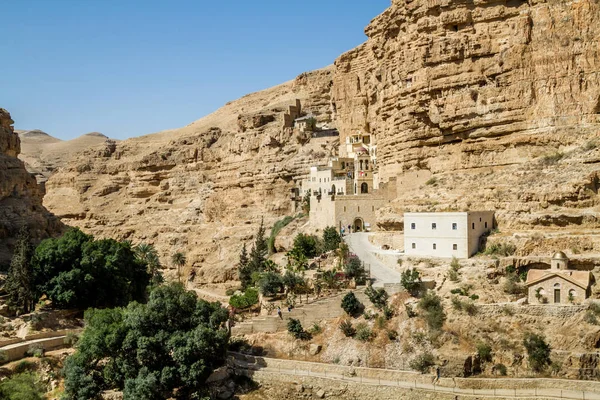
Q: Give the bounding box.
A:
[238,243,251,289]
[248,218,268,273]
[5,227,36,315]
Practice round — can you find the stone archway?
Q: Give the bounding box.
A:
[361,182,369,194]
[353,217,364,232]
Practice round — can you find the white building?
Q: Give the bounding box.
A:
[300,166,349,197]
[404,212,494,259]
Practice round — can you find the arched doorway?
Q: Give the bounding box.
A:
[331,184,336,195]
[353,217,364,232]
[361,182,369,194]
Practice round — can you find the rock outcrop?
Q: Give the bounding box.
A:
[43,68,336,283]
[0,109,62,267]
[332,0,600,231]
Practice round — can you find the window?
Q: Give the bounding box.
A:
[343,206,346,212]
[432,223,437,230]
[411,223,416,230]
[358,206,360,212]
[452,223,457,230]
[480,218,482,222]
[412,243,416,249]
[433,243,437,250]
[372,206,374,212]
[472,223,475,230]
[485,222,488,229]
[453,244,458,250]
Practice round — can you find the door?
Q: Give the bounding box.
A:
[554,289,561,304]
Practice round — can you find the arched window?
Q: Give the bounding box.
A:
[331,184,336,194]
[554,283,561,288]
[354,183,357,194]
[361,183,369,194]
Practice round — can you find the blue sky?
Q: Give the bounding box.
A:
[1,0,389,140]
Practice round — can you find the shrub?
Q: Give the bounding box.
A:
[229,288,259,309]
[344,256,366,284]
[225,288,235,296]
[322,226,342,252]
[387,330,398,341]
[504,274,527,296]
[354,323,373,342]
[341,292,362,317]
[418,291,445,331]
[309,323,322,335]
[494,363,507,376]
[409,352,435,373]
[484,242,517,257]
[401,268,422,297]
[383,305,394,320]
[463,301,478,316]
[0,372,45,400]
[425,177,438,186]
[523,333,551,372]
[13,360,37,374]
[541,152,565,165]
[365,286,388,310]
[258,272,284,297]
[375,315,387,329]
[287,318,309,340]
[477,342,493,363]
[291,233,320,259]
[27,344,44,358]
[339,320,355,337]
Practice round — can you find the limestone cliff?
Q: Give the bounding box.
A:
[0,109,62,267]
[332,0,600,232]
[44,68,336,283]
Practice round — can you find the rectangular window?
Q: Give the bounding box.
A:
[411,223,416,230]
[372,206,374,212]
[433,243,437,250]
[472,223,475,230]
[343,206,346,212]
[358,206,360,212]
[452,223,457,230]
[453,244,458,251]
[432,223,437,230]
[485,222,488,229]
[412,243,416,249]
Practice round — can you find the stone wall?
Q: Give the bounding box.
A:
[476,303,588,318]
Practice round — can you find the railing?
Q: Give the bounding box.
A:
[228,353,600,400]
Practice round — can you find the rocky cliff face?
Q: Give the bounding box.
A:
[332,0,600,232]
[0,109,62,267]
[44,68,336,283]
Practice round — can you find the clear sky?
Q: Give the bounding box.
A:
[1,0,389,140]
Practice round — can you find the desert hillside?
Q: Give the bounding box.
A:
[43,68,336,283]
[17,129,110,184]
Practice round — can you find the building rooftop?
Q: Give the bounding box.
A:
[552,251,569,260]
[526,269,592,289]
[295,114,315,122]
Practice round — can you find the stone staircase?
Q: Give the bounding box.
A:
[231,288,368,335]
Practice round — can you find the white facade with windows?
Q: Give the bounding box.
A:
[404,212,494,259]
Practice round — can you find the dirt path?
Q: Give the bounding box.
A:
[344,233,402,287]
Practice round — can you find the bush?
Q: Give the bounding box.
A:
[344,256,366,283]
[27,344,44,358]
[387,330,398,341]
[383,305,394,320]
[418,291,445,331]
[0,372,45,400]
[341,292,362,317]
[494,363,507,376]
[322,226,342,252]
[309,323,322,335]
[523,333,552,372]
[13,360,37,374]
[541,151,565,165]
[287,318,309,340]
[292,233,320,259]
[268,216,295,255]
[229,288,260,309]
[477,342,493,363]
[339,320,355,337]
[365,286,388,310]
[401,268,422,297]
[504,273,526,296]
[258,272,284,297]
[409,352,435,373]
[354,323,373,342]
[484,242,517,257]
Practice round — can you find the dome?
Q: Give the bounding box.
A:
[552,251,569,260]
[355,147,369,154]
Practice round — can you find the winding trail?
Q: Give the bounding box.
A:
[344,233,401,287]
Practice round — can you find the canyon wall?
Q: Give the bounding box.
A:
[0,109,62,266]
[44,68,336,283]
[332,0,600,230]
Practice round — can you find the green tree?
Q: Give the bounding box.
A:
[63,283,230,400]
[258,272,284,297]
[341,292,362,317]
[322,226,341,252]
[523,333,551,372]
[365,286,388,310]
[171,252,186,283]
[344,256,366,284]
[32,229,150,310]
[282,271,307,295]
[5,227,36,314]
[0,372,45,400]
[401,268,422,297]
[291,233,320,259]
[248,218,268,274]
[237,244,251,289]
[135,243,163,286]
[418,291,445,331]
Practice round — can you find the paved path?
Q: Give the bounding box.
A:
[344,233,401,287]
[229,353,600,400]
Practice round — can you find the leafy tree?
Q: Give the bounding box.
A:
[322,227,341,252]
[287,318,309,340]
[282,271,307,295]
[171,252,186,283]
[401,268,422,297]
[257,272,284,297]
[365,286,388,310]
[63,283,229,400]
[286,247,309,271]
[341,292,362,317]
[5,227,36,314]
[229,288,259,309]
[32,229,150,309]
[0,372,46,400]
[344,256,366,284]
[248,218,268,273]
[523,333,551,372]
[418,291,445,331]
[291,233,320,259]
